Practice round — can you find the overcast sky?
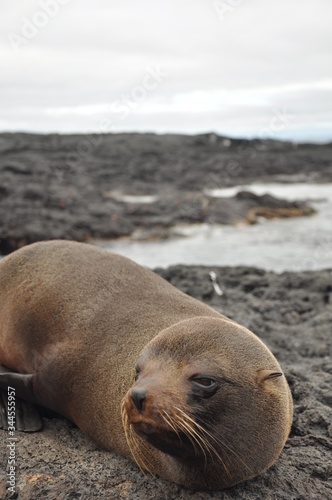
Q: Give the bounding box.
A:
[1,0,332,141]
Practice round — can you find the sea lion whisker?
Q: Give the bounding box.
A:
[171,416,202,458]
[190,420,234,475]
[173,412,212,466]
[123,421,144,473]
[161,410,183,444]
[121,399,154,475]
[189,426,230,476]
[121,409,143,471]
[175,407,231,477]
[195,417,251,471]
[129,424,157,474]
[128,426,155,476]
[187,416,237,467]
[161,409,206,459]
[176,420,200,453]
[193,415,252,474]
[212,435,251,474]
[178,421,207,465]
[184,413,232,458]
[161,410,209,467]
[129,432,150,475]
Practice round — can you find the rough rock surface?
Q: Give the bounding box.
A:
[0,132,328,254]
[1,264,331,499]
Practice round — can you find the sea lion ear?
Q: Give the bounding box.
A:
[256,370,283,384]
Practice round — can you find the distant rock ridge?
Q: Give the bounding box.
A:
[0,132,329,254]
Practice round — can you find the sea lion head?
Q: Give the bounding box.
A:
[122,316,293,489]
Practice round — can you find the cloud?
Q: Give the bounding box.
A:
[0,0,331,140]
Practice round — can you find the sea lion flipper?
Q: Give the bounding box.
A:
[0,364,43,431]
[17,398,43,432]
[0,388,42,432]
[0,389,8,430]
[0,365,38,404]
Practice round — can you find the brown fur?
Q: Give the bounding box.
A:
[0,240,293,490]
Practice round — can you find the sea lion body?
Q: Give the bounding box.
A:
[0,240,293,490]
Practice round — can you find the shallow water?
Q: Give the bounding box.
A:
[95,183,332,272]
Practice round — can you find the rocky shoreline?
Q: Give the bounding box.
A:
[1,132,330,254]
[0,132,331,498]
[0,264,331,499]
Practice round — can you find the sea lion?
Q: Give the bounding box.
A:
[0,240,293,490]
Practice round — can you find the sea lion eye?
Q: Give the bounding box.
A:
[191,376,217,389]
[190,376,220,398]
[134,366,140,381]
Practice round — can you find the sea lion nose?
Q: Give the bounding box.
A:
[130,387,146,412]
